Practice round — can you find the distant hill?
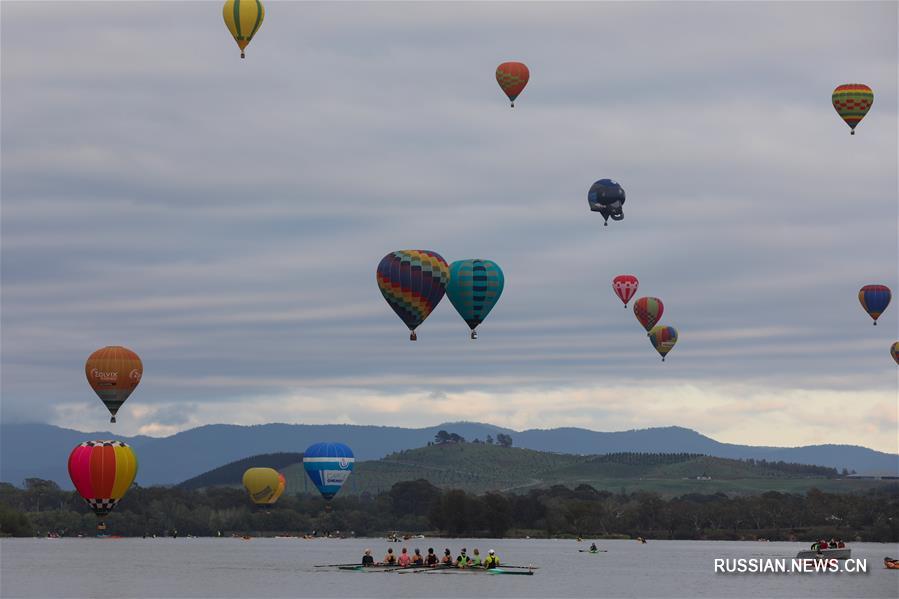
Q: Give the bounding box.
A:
[176,443,893,498]
[179,452,304,490]
[2,421,896,488]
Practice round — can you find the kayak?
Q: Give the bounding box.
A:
[578,549,606,553]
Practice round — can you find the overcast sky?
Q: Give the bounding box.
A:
[2,2,897,452]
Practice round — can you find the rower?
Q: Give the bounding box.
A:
[412,548,424,565]
[441,548,454,566]
[362,549,374,567]
[470,548,482,567]
[426,548,438,566]
[590,542,597,552]
[397,547,412,567]
[484,549,500,569]
[383,547,397,565]
[456,548,471,568]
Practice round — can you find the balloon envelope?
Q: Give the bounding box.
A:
[649,325,678,361]
[376,250,449,338]
[633,297,664,332]
[588,179,626,225]
[266,472,286,504]
[446,259,504,336]
[243,468,280,505]
[68,441,138,517]
[612,275,639,308]
[496,62,529,106]
[832,84,873,134]
[85,346,142,423]
[892,342,899,365]
[223,0,265,58]
[303,442,354,501]
[858,285,891,324]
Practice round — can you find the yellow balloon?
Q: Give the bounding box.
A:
[223,0,265,59]
[266,472,286,505]
[242,467,279,504]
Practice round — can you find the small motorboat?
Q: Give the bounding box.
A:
[884,557,899,570]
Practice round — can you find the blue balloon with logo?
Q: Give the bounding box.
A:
[303,442,355,500]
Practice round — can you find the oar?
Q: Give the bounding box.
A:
[315,563,362,567]
[495,564,540,569]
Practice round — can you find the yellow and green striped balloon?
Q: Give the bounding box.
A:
[223,0,265,59]
[832,84,873,135]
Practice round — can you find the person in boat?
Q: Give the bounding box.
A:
[362,549,375,567]
[412,548,424,565]
[470,548,482,567]
[426,548,439,566]
[441,548,454,566]
[383,548,397,565]
[810,541,820,552]
[456,548,471,568]
[590,542,598,552]
[837,539,845,549]
[483,549,500,569]
[397,547,412,567]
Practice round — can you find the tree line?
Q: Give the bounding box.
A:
[1,478,896,542]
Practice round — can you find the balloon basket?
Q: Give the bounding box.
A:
[110,416,116,423]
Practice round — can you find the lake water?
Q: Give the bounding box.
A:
[2,538,897,598]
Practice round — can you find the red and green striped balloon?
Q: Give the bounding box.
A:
[832,84,873,135]
[633,297,664,332]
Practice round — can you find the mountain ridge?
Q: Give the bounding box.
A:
[1,421,896,488]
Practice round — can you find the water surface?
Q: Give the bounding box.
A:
[2,538,897,598]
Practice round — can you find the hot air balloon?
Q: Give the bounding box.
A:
[85,346,142,423]
[496,62,529,108]
[376,250,449,340]
[68,441,138,529]
[648,325,678,361]
[612,275,639,308]
[858,285,891,325]
[446,259,504,339]
[243,468,280,505]
[266,472,286,505]
[588,179,626,226]
[303,442,354,501]
[633,297,664,332]
[891,342,899,365]
[223,0,265,59]
[832,84,873,135]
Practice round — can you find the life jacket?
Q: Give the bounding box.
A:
[470,556,482,566]
[456,555,470,568]
[484,555,500,568]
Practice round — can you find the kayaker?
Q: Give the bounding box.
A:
[470,548,482,567]
[426,548,438,566]
[484,549,500,569]
[362,549,374,567]
[383,548,397,565]
[456,548,471,568]
[441,548,454,566]
[412,548,424,565]
[397,547,412,567]
[590,542,598,552]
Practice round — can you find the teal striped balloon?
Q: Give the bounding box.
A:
[447,259,504,339]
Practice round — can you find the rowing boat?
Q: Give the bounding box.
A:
[336,565,534,575]
[578,549,607,553]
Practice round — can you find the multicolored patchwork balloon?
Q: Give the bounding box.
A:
[223,0,265,59]
[243,467,280,505]
[858,285,891,325]
[68,441,138,520]
[447,259,505,339]
[303,442,354,501]
[633,297,664,332]
[832,84,873,135]
[376,250,449,340]
[891,342,899,365]
[496,62,529,107]
[612,275,639,308]
[648,325,678,361]
[85,346,142,423]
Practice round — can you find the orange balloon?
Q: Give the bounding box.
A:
[496,62,530,107]
[85,346,142,423]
